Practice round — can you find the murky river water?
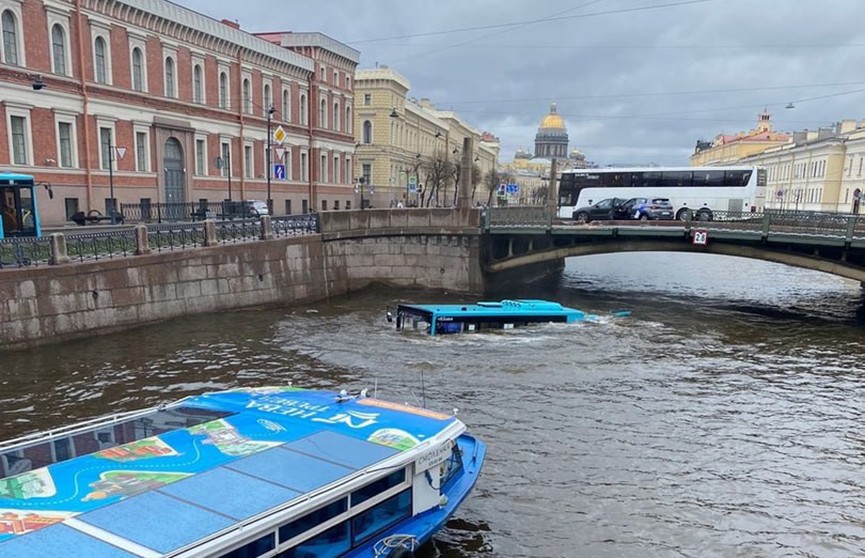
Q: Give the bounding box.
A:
[3,252,865,557]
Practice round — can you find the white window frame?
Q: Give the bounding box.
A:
[282,87,291,124]
[48,18,71,76]
[320,153,327,183]
[345,105,352,134]
[194,135,207,176]
[346,157,352,184]
[299,91,308,125]
[333,101,340,132]
[128,30,148,92]
[6,104,33,166]
[1,4,25,66]
[192,60,205,104]
[319,98,327,129]
[300,151,308,181]
[333,154,340,184]
[263,79,272,115]
[244,142,254,178]
[164,55,177,98]
[96,118,117,171]
[133,124,150,172]
[346,76,351,91]
[220,138,233,177]
[283,145,292,181]
[332,69,338,85]
[218,64,231,110]
[242,73,252,114]
[55,111,79,168]
[91,20,112,85]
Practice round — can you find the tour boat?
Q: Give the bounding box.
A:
[389,298,628,336]
[0,386,485,558]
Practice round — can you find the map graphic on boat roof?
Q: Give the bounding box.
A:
[0,387,458,557]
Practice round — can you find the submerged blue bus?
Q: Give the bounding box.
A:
[0,172,41,239]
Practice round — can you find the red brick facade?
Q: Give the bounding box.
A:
[0,0,359,225]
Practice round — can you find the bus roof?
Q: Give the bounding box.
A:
[0,172,36,184]
[562,165,757,174]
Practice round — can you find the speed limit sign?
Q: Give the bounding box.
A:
[692,229,709,246]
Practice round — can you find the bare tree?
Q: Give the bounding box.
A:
[421,151,453,208]
[468,162,482,204]
[483,168,510,207]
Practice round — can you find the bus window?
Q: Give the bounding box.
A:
[725,170,752,186]
[693,171,726,187]
[643,171,662,188]
[662,171,692,188]
[1,189,17,237]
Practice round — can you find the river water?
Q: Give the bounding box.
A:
[2,252,865,558]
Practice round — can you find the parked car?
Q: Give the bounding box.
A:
[245,199,270,216]
[621,197,674,220]
[572,198,629,223]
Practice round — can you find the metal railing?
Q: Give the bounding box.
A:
[0,213,320,270]
[120,201,268,224]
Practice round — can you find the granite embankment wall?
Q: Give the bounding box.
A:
[0,209,483,350]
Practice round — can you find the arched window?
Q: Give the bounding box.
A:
[1,10,19,65]
[193,64,203,103]
[131,47,144,91]
[263,83,271,115]
[242,78,251,113]
[362,120,372,144]
[51,24,66,75]
[218,72,228,109]
[319,99,327,128]
[94,36,107,83]
[333,102,340,132]
[300,94,307,125]
[164,57,175,98]
[346,106,352,134]
[282,89,290,123]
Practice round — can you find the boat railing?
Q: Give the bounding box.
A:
[373,534,419,557]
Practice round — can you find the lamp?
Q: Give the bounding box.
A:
[31,74,45,91]
[416,153,421,159]
[474,156,479,162]
[389,108,399,118]
[435,131,441,138]
[452,148,458,155]
[266,104,276,215]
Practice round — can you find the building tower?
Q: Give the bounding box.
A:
[534,102,569,159]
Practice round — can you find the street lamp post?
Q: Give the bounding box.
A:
[266,104,275,215]
[108,137,116,224]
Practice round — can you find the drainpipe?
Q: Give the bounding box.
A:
[237,48,245,200]
[308,59,315,210]
[75,0,93,210]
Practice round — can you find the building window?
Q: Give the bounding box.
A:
[334,200,340,210]
[346,158,352,183]
[242,78,251,114]
[333,69,338,85]
[263,83,271,115]
[300,93,308,125]
[219,72,228,109]
[321,199,327,211]
[131,47,144,91]
[9,115,28,165]
[220,142,231,177]
[345,200,351,210]
[193,64,203,103]
[362,163,371,186]
[346,107,352,134]
[300,152,308,181]
[135,131,147,172]
[320,154,327,183]
[333,102,340,132]
[164,57,176,98]
[319,99,327,128]
[282,88,290,123]
[57,121,73,168]
[363,93,371,106]
[195,138,205,175]
[284,199,292,215]
[333,155,340,184]
[51,24,67,75]
[244,144,253,178]
[362,120,372,144]
[1,10,19,65]
[99,127,113,170]
[347,76,351,91]
[94,36,108,84]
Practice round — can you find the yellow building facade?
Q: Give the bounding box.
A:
[691,111,791,166]
[353,66,499,207]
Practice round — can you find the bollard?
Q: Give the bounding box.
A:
[260,215,274,240]
[49,233,71,265]
[134,224,150,255]
[203,220,217,246]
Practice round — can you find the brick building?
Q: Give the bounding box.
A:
[0,0,359,226]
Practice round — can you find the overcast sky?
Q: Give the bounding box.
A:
[177,0,865,167]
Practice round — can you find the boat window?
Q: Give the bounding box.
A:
[440,442,464,489]
[218,533,275,558]
[0,406,235,478]
[276,522,350,558]
[278,498,347,543]
[350,489,412,546]
[350,469,406,507]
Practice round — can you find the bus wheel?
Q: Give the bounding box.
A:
[677,208,693,221]
[696,209,713,221]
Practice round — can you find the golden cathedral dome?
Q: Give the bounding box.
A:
[539,102,566,130]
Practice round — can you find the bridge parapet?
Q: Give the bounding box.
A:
[319,208,481,235]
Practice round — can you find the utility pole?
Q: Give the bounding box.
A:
[266,104,275,215]
[108,136,116,224]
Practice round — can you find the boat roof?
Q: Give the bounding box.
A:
[398,299,586,318]
[0,387,460,557]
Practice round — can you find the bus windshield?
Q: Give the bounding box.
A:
[557,166,765,221]
[0,173,40,239]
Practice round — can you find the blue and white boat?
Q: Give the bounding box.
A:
[0,386,485,558]
[390,299,624,336]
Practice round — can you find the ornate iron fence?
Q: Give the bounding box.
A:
[65,230,138,262]
[273,214,319,237]
[147,222,207,252]
[0,237,53,268]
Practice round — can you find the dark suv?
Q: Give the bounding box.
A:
[621,197,674,221]
[572,198,629,223]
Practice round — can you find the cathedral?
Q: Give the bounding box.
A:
[534,102,569,159]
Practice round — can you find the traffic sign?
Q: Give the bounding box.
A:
[273,125,286,145]
[408,175,417,193]
[692,229,709,246]
[274,146,286,161]
[273,163,286,180]
[114,146,127,160]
